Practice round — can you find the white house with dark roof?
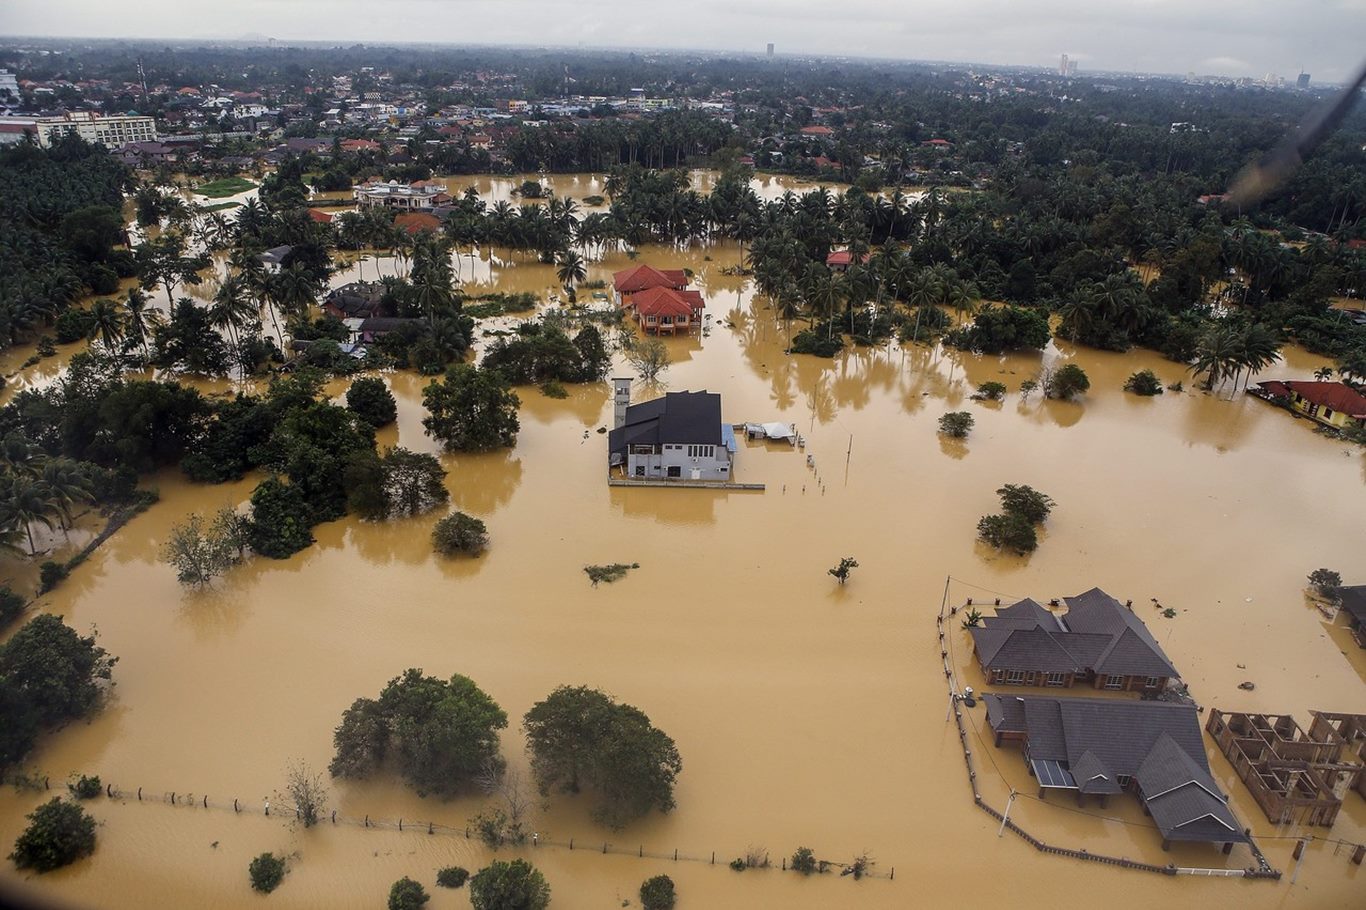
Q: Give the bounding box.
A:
[607,381,736,481]
[985,695,1250,852]
[969,588,1178,692]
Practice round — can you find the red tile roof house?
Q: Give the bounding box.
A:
[612,265,703,335]
[825,249,867,272]
[800,125,835,137]
[1251,380,1366,431]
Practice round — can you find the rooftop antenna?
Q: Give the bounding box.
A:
[1226,58,1366,209]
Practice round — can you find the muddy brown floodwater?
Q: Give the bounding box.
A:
[2,202,1364,910]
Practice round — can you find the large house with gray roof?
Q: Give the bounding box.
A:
[985,695,1249,852]
[969,588,1178,693]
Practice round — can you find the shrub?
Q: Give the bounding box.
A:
[996,484,1055,524]
[346,377,398,428]
[388,876,429,910]
[1123,369,1163,396]
[583,562,637,585]
[54,309,96,345]
[67,775,101,800]
[789,329,844,357]
[640,874,677,910]
[791,846,818,874]
[432,512,488,556]
[469,859,550,910]
[436,866,470,888]
[977,513,1038,554]
[249,852,286,893]
[938,411,974,438]
[38,561,69,593]
[0,586,24,630]
[976,381,1007,400]
[540,379,568,399]
[246,478,314,559]
[1044,363,1090,400]
[729,857,747,871]
[9,799,97,872]
[828,557,858,585]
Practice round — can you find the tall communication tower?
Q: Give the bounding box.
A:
[136,57,149,102]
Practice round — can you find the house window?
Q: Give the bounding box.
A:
[1004,670,1026,685]
[1116,775,1132,789]
[666,466,681,478]
[1144,676,1161,689]
[1024,672,1037,685]
[1103,675,1125,690]
[634,465,645,477]
[1324,408,1334,419]
[1044,672,1067,687]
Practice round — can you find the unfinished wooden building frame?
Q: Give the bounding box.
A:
[1206,710,1363,828]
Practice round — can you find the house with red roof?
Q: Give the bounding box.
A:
[800,125,834,137]
[825,249,867,271]
[340,138,381,152]
[1252,380,1366,430]
[307,208,334,224]
[923,138,953,149]
[394,212,442,235]
[612,265,703,335]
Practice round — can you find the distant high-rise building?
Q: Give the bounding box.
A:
[1066,60,1078,77]
[767,43,775,58]
[1059,53,1069,76]
[1297,72,1311,89]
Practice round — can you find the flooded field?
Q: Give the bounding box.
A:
[2,233,1365,909]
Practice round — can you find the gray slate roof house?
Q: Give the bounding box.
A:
[608,385,735,481]
[257,245,293,269]
[985,695,1249,849]
[969,588,1179,691]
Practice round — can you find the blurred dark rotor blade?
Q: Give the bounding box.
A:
[1226,60,1366,209]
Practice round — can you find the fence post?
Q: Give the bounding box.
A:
[234,798,239,813]
[364,815,369,828]
[639,846,643,857]
[428,822,433,835]
[782,857,786,870]
[106,784,113,798]
[890,867,895,880]
[399,819,403,832]
[170,792,176,805]
[569,838,573,850]
[203,795,208,809]
[331,810,335,824]
[673,848,678,861]
[711,852,715,865]
[43,777,49,790]
[602,842,607,854]
[137,787,142,801]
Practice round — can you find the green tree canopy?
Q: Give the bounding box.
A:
[469,859,551,910]
[422,365,520,452]
[524,685,681,828]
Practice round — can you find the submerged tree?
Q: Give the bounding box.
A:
[523,685,681,828]
[469,859,550,910]
[1308,568,1342,602]
[626,337,670,381]
[283,760,328,828]
[938,411,974,438]
[8,799,97,873]
[422,365,521,452]
[828,556,859,585]
[161,508,246,586]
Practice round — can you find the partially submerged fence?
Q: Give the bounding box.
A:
[934,578,1282,881]
[65,780,894,882]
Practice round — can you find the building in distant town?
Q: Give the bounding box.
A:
[353,179,451,210]
[968,588,1179,692]
[608,384,736,481]
[0,111,157,148]
[1297,72,1311,89]
[767,43,775,58]
[0,70,19,107]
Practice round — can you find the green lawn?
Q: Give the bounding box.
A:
[193,177,257,198]
[199,201,242,212]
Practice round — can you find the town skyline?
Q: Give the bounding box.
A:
[2,0,1363,84]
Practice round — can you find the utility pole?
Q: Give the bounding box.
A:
[1290,836,1309,885]
[997,790,1017,837]
[137,57,149,104]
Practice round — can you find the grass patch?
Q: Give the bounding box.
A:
[199,201,242,212]
[194,176,257,198]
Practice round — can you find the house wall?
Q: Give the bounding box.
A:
[1291,394,1362,429]
[986,668,1076,689]
[1089,674,1168,693]
[626,444,731,481]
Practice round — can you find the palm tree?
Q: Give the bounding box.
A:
[38,459,94,534]
[1190,323,1242,391]
[86,298,127,354]
[555,250,588,301]
[121,288,161,361]
[1314,366,1335,382]
[0,474,60,553]
[211,275,256,350]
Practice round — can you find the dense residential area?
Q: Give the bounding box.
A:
[0,28,1363,910]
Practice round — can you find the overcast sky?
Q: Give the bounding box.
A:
[2,0,1364,83]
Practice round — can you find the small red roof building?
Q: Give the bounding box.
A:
[923,138,953,148]
[307,208,334,224]
[394,212,442,235]
[613,264,688,295]
[341,138,381,152]
[826,250,867,269]
[800,125,835,136]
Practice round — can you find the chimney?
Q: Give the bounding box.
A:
[612,378,631,429]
